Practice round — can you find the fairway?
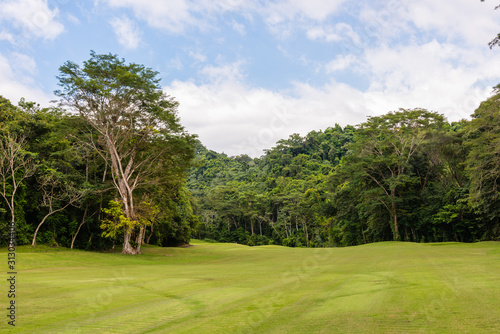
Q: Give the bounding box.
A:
[2,241,500,333]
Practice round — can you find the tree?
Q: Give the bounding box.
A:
[343,109,445,240]
[0,134,37,247]
[55,51,195,254]
[465,86,500,239]
[70,202,96,249]
[31,170,87,246]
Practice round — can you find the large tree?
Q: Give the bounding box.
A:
[0,134,37,247]
[342,109,445,240]
[55,51,195,254]
[465,86,500,238]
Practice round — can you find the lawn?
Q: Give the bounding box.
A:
[2,241,500,333]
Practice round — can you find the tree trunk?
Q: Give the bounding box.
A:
[391,189,400,241]
[108,140,140,255]
[32,216,47,247]
[122,228,136,255]
[71,205,88,249]
[303,219,309,247]
[135,226,145,254]
[146,223,154,244]
[392,206,399,241]
[120,183,138,254]
[32,204,71,246]
[284,218,289,238]
[9,196,15,248]
[9,212,15,248]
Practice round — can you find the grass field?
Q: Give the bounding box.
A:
[2,241,500,333]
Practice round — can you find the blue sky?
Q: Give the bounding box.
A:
[1,0,499,157]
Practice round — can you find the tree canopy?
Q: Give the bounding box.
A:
[187,104,499,246]
[1,51,500,251]
[55,51,196,254]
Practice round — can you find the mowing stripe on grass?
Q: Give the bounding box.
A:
[2,241,499,333]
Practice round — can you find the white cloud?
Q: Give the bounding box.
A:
[0,31,15,43]
[260,0,349,39]
[231,19,246,35]
[167,59,370,157]
[188,51,207,63]
[168,57,184,71]
[360,40,500,121]
[0,0,496,160]
[101,0,347,37]
[168,73,378,157]
[10,52,37,76]
[0,53,50,106]
[167,78,299,157]
[66,13,80,25]
[166,34,500,157]
[288,0,347,21]
[402,0,498,46]
[263,0,348,24]
[0,0,64,42]
[104,0,193,33]
[199,61,245,84]
[110,16,142,49]
[357,0,498,48]
[306,23,360,44]
[169,71,495,157]
[103,0,254,33]
[325,54,357,72]
[306,26,340,42]
[358,1,408,36]
[195,0,254,13]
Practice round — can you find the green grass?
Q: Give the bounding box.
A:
[2,241,500,333]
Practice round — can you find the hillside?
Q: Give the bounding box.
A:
[188,105,500,247]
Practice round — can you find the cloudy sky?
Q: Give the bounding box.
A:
[1,0,499,157]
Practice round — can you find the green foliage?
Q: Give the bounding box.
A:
[189,125,355,246]
[189,103,500,247]
[342,109,446,240]
[101,200,135,239]
[55,52,196,254]
[2,69,500,250]
[464,88,500,239]
[0,53,196,250]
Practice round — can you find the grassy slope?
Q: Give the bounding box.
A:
[2,241,500,333]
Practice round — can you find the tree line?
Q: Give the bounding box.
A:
[2,52,499,252]
[0,53,197,254]
[189,92,500,246]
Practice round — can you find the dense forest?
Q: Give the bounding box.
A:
[1,53,500,251]
[0,53,198,254]
[0,94,197,251]
[188,95,500,247]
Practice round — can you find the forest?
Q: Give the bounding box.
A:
[1,52,500,252]
[188,96,500,247]
[0,53,198,254]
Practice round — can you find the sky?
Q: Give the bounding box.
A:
[0,0,499,157]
